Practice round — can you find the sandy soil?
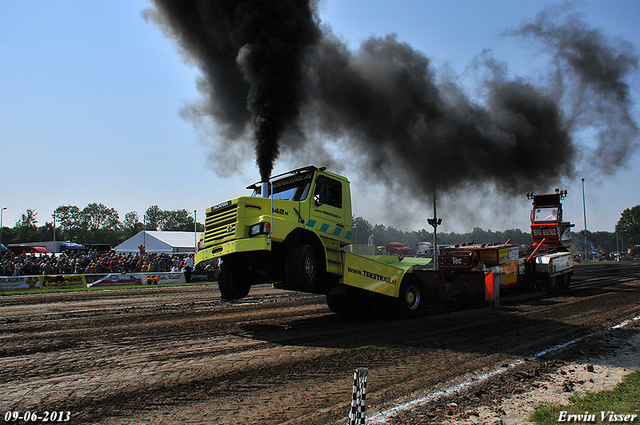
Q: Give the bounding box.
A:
[423,322,640,424]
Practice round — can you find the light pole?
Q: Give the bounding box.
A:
[52,213,56,252]
[143,216,146,252]
[427,185,442,271]
[0,207,7,245]
[581,178,587,262]
[194,210,197,251]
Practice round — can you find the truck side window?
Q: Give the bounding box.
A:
[315,176,342,208]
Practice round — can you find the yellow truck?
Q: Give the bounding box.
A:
[195,166,432,317]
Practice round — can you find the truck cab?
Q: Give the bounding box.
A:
[528,190,574,251]
[526,189,575,292]
[195,166,352,299]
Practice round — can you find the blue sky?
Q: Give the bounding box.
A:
[2,1,639,235]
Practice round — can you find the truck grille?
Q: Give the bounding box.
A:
[204,203,238,244]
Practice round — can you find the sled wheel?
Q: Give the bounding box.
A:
[286,244,318,292]
[217,261,250,300]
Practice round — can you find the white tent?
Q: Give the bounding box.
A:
[114,231,202,254]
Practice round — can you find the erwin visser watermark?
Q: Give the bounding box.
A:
[558,411,638,422]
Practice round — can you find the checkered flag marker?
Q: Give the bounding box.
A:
[349,367,369,425]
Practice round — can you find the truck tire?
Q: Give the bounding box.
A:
[558,272,572,292]
[548,276,560,293]
[326,294,341,313]
[326,290,372,315]
[217,262,251,300]
[285,244,318,292]
[393,274,427,318]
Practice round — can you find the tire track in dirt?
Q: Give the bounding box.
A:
[1,263,639,424]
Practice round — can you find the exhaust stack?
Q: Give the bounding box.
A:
[263,180,273,245]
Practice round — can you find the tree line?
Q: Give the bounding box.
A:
[351,216,535,251]
[352,204,640,255]
[3,203,640,254]
[1,203,203,248]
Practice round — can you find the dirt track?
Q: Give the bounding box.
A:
[1,262,640,424]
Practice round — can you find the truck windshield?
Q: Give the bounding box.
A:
[252,173,312,201]
[534,207,558,222]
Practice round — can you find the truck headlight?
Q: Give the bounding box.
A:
[249,222,271,237]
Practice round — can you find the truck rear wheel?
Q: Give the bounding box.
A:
[547,273,571,293]
[558,272,572,292]
[326,289,372,315]
[393,274,427,318]
[547,276,559,293]
[218,262,251,300]
[285,244,318,292]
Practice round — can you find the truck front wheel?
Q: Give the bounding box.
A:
[218,262,251,300]
[393,274,427,318]
[285,244,318,292]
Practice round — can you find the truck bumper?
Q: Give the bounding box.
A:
[195,237,272,266]
[533,252,574,277]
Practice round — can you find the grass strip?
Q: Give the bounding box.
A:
[0,281,217,296]
[529,370,640,424]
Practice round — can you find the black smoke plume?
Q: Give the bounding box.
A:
[145,1,638,199]
[144,0,320,182]
[305,34,574,195]
[504,5,639,175]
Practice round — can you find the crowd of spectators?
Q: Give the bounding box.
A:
[0,250,204,276]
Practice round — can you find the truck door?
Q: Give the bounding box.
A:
[308,175,349,240]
